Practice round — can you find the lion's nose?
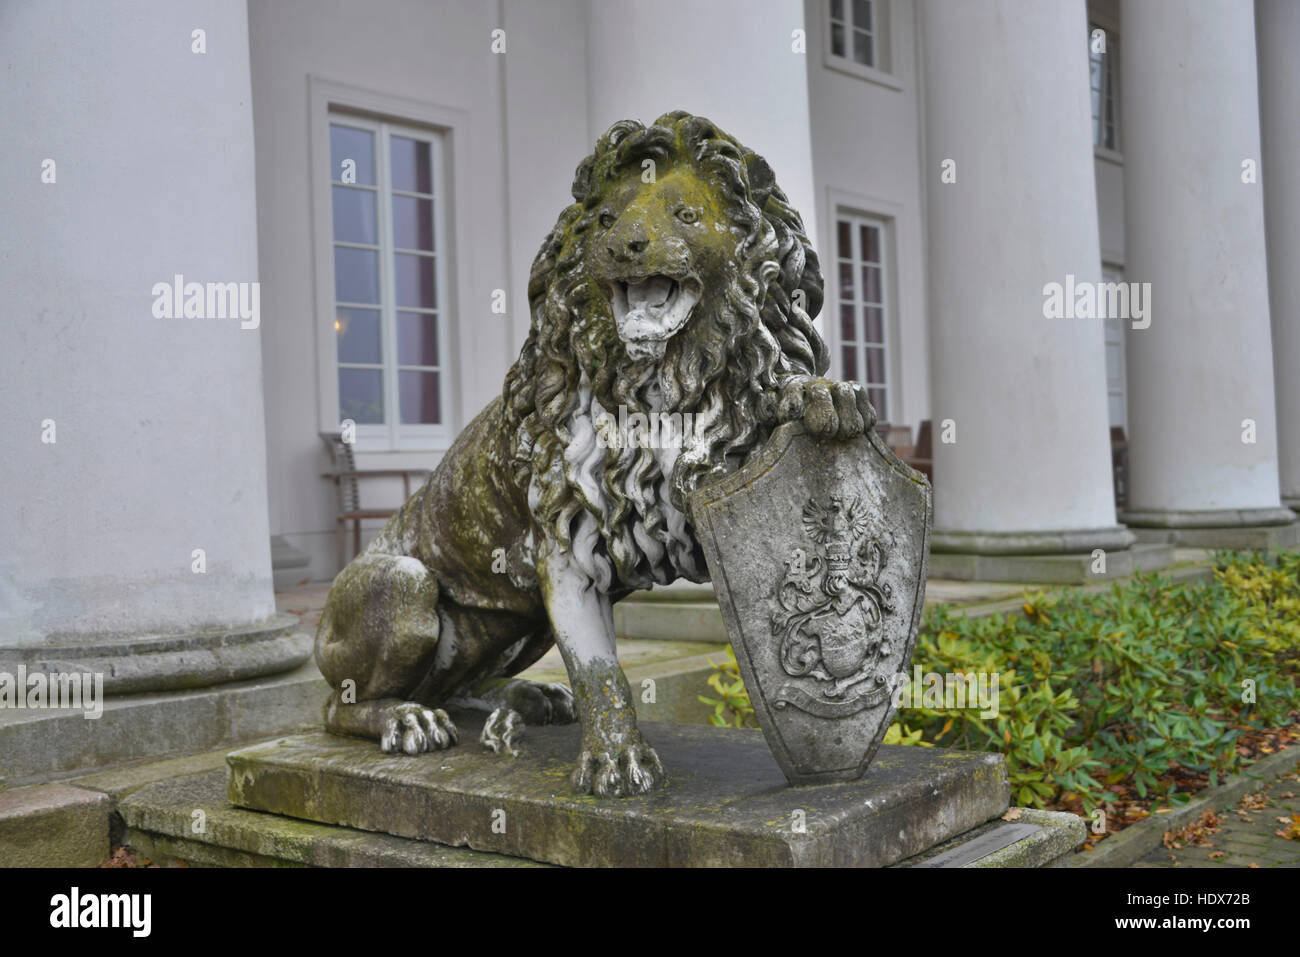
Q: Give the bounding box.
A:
[607,228,649,262]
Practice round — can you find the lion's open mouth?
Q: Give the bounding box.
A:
[610,275,701,360]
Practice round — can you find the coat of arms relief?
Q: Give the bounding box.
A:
[771,495,897,718]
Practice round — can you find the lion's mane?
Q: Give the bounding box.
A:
[502,111,828,588]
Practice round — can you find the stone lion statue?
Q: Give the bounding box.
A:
[315,110,875,796]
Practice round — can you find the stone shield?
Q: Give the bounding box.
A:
[689,422,932,785]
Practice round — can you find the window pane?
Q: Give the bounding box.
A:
[852,0,871,31]
[839,262,855,301]
[831,22,846,57]
[339,367,384,424]
[853,29,873,66]
[840,305,856,344]
[862,265,882,303]
[866,346,886,383]
[332,186,377,245]
[860,224,880,262]
[393,195,435,251]
[334,246,379,303]
[864,305,883,344]
[330,125,375,186]
[399,370,441,424]
[837,220,852,258]
[395,253,436,308]
[336,307,381,364]
[391,136,433,194]
[868,388,887,422]
[841,346,857,381]
[397,311,438,367]
[830,0,844,21]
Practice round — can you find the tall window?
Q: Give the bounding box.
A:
[1089,25,1120,152]
[829,0,875,68]
[329,117,448,444]
[836,215,889,423]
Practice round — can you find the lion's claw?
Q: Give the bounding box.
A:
[379,702,458,755]
[571,734,666,797]
[480,706,526,757]
[779,376,875,440]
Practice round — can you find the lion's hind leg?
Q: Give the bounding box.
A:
[315,552,459,754]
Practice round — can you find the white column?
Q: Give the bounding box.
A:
[918,0,1130,556]
[0,2,279,642]
[1119,0,1295,537]
[582,0,818,244]
[1257,0,1300,510]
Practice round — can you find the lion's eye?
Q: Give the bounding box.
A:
[598,211,616,229]
[676,207,699,224]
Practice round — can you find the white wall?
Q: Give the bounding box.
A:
[804,0,930,435]
[0,0,275,639]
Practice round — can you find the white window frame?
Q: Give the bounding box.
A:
[833,210,894,424]
[328,115,450,450]
[822,0,902,91]
[309,77,469,454]
[1089,20,1122,162]
[1102,263,1128,432]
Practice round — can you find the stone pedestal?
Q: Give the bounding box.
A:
[227,715,1012,868]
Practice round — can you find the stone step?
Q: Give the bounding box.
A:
[226,720,1012,868]
[118,769,541,868]
[0,782,110,867]
[895,807,1086,868]
[0,661,328,785]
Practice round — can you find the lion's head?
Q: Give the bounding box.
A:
[503,111,828,583]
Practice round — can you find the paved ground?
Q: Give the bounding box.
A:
[1134,761,1300,868]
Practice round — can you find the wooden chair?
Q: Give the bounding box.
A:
[880,423,914,459]
[904,419,933,482]
[1110,426,1129,509]
[320,432,430,569]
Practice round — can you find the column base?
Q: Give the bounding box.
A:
[0,614,310,695]
[1119,507,1300,549]
[928,543,1175,584]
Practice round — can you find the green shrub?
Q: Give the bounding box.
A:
[702,549,1300,812]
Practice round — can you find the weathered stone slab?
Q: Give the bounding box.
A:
[121,770,541,868]
[928,543,1176,584]
[0,783,110,867]
[227,716,1009,867]
[895,807,1086,868]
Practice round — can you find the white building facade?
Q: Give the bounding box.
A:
[4,0,1298,646]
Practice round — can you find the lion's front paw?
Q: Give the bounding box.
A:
[778,376,875,440]
[379,702,459,755]
[571,731,666,797]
